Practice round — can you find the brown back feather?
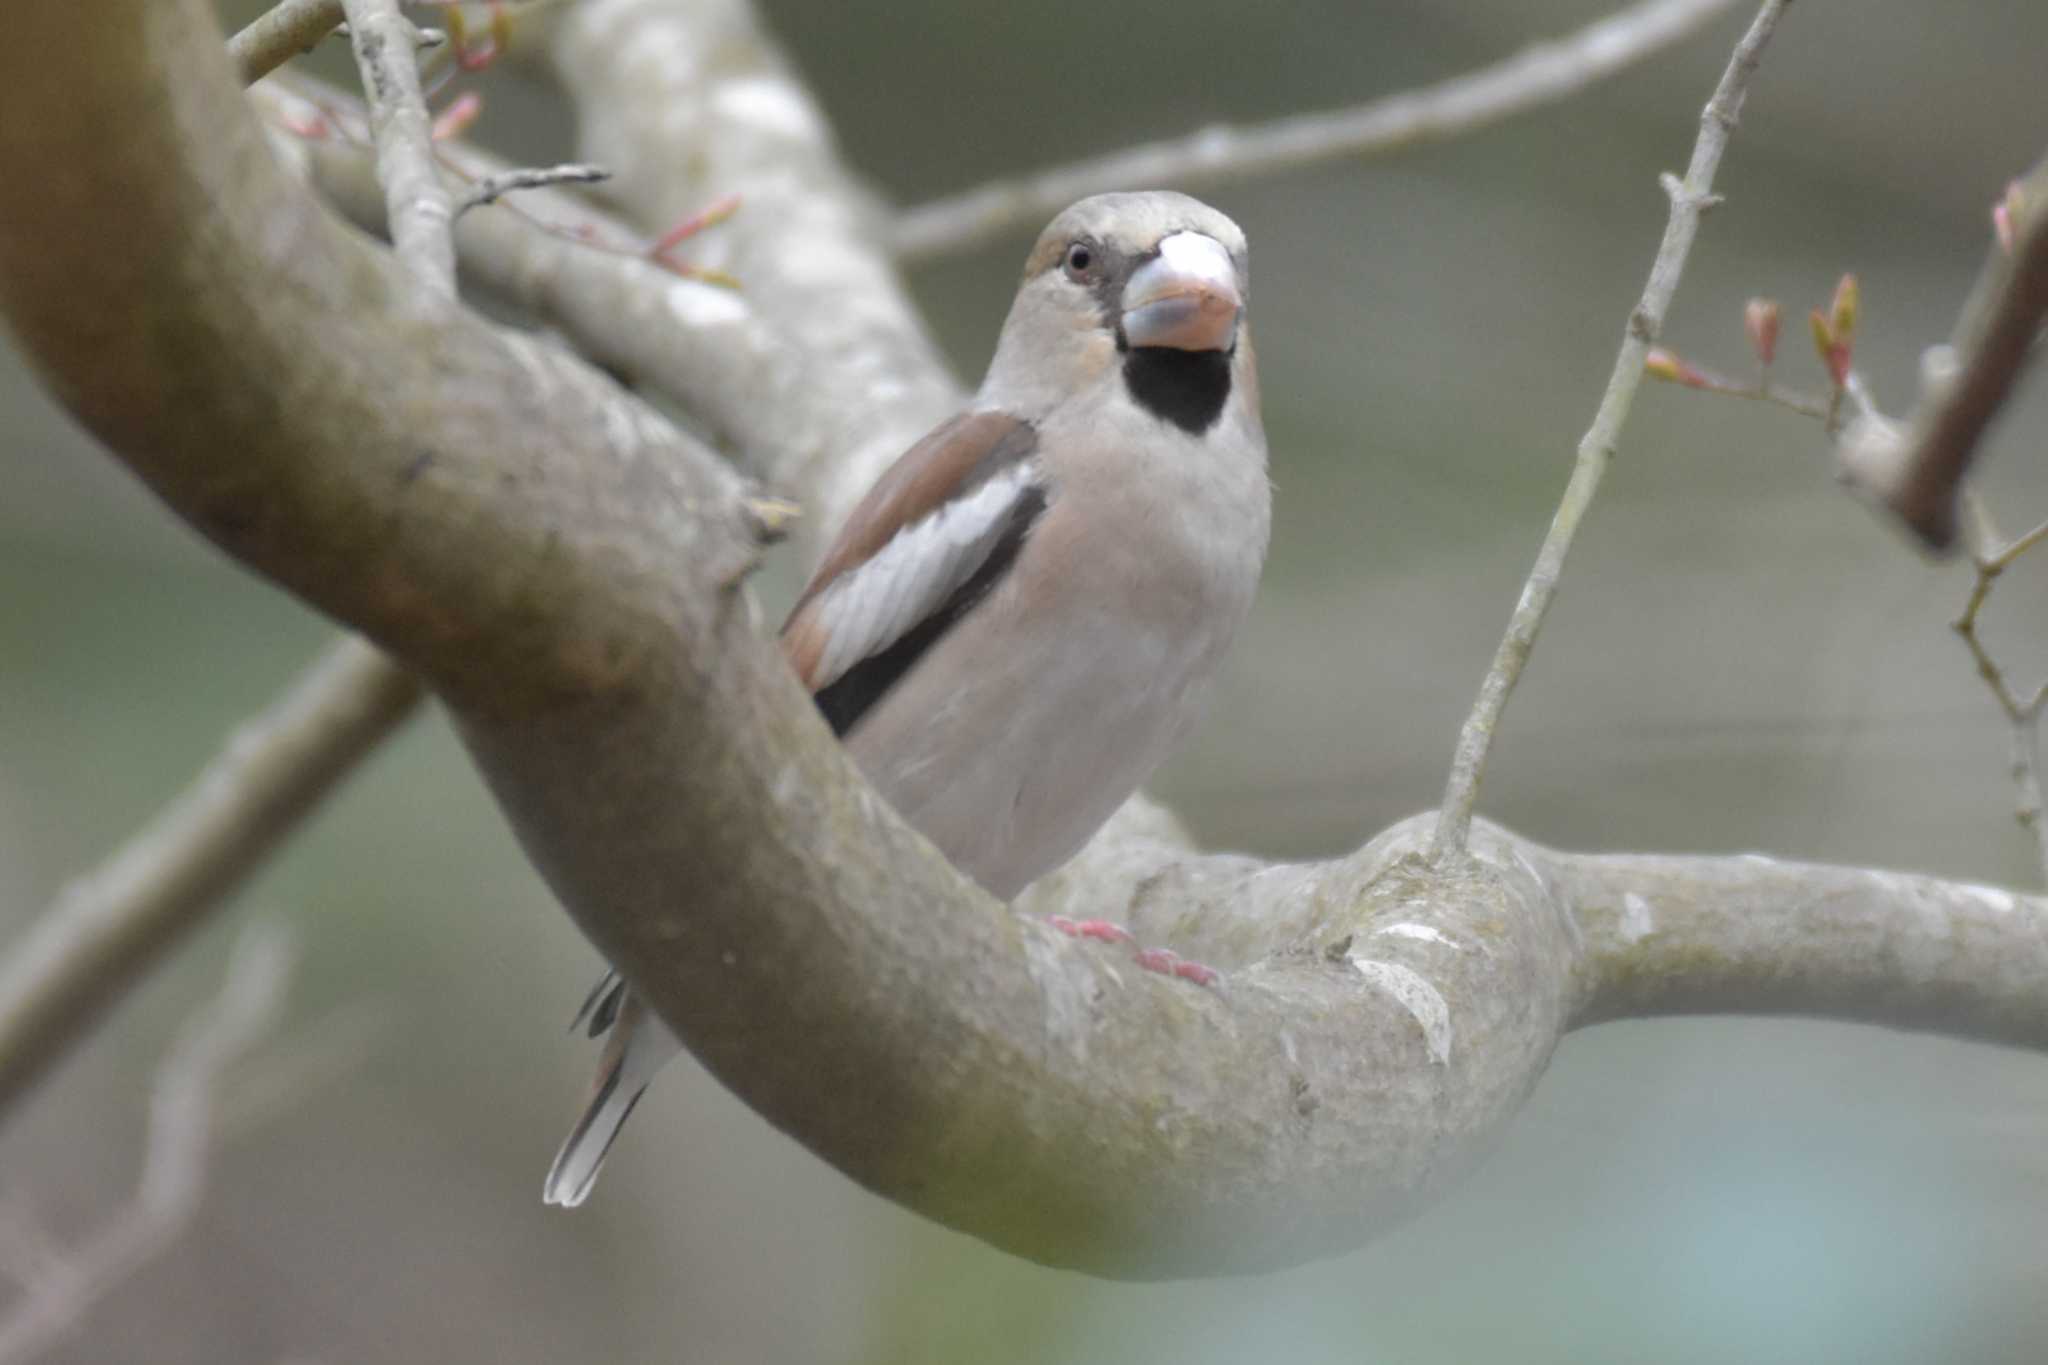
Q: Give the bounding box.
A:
[781,411,1037,688]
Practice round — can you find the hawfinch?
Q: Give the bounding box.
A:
[544,191,1270,1207]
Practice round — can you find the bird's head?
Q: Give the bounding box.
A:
[981,191,1252,432]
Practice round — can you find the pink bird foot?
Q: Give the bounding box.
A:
[1049,916,1133,944]
[1050,918,1221,988]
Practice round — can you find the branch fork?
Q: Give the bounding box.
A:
[15,0,2048,1287]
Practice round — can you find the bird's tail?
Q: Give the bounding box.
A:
[543,978,681,1208]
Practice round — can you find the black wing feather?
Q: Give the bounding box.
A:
[813,483,1048,736]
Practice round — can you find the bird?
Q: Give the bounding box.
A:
[543,190,1270,1208]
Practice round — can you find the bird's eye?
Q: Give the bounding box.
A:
[1063,242,1094,279]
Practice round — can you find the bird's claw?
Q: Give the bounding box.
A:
[1050,916,1133,944]
[1133,946,1221,987]
[1050,917,1221,988]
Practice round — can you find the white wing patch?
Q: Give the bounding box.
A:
[809,463,1040,689]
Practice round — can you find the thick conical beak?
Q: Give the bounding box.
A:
[1119,231,1241,352]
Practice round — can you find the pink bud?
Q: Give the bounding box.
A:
[281,109,331,141]
[430,91,482,142]
[1994,180,2023,254]
[1644,348,1710,389]
[1744,298,1780,366]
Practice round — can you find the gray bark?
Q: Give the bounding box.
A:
[0,0,2040,1279]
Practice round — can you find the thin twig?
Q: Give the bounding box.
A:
[0,639,415,1117]
[214,998,390,1139]
[228,0,345,84]
[341,0,457,292]
[1647,349,1833,419]
[891,0,1746,261]
[1876,154,2048,551]
[1951,493,2048,884]
[1432,0,1792,862]
[0,926,294,1365]
[2001,724,2048,886]
[456,162,611,216]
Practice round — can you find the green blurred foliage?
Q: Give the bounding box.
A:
[4,0,2048,1360]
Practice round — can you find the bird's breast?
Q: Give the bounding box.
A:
[840,404,1268,900]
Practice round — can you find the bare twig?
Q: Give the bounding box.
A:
[228,0,345,84]
[1650,357,1881,432]
[1646,347,1833,419]
[1432,0,1792,861]
[341,0,457,292]
[2001,724,2048,886]
[1873,155,2048,551]
[215,998,391,1138]
[0,640,414,1116]
[1651,281,2046,875]
[1952,493,2048,884]
[0,926,294,1365]
[456,162,611,215]
[892,0,1746,261]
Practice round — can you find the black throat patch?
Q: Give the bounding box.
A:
[1121,346,1232,435]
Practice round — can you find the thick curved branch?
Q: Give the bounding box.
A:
[0,0,759,712]
[0,17,465,1117]
[7,0,2046,1284]
[892,0,1747,261]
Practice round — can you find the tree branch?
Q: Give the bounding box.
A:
[340,0,457,293]
[1953,496,2048,885]
[0,0,480,1120]
[1433,0,1790,860]
[1565,853,2048,1042]
[456,162,611,214]
[0,640,411,1115]
[544,0,961,526]
[1857,155,2048,551]
[256,73,817,476]
[891,0,1748,261]
[0,0,761,1110]
[6,0,2044,1284]
[0,926,294,1365]
[228,0,344,85]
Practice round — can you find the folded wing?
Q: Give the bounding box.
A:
[782,411,1046,735]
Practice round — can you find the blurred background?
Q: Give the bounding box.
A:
[5,0,2048,1359]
